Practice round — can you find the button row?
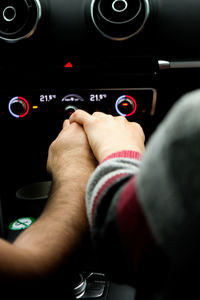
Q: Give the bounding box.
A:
[8,95,137,118]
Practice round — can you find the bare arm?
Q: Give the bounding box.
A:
[0,121,96,281]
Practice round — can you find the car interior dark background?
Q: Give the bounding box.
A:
[0,0,200,298]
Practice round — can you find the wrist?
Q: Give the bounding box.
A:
[50,156,95,188]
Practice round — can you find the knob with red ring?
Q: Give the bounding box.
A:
[115,95,137,117]
[8,96,30,118]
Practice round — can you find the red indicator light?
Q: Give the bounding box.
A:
[64,62,73,68]
[126,95,137,117]
[122,103,128,106]
[19,97,30,118]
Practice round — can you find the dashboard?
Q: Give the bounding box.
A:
[1,0,200,298]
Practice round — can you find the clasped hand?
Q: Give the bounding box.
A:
[47,110,145,185]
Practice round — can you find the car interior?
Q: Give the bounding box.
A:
[1,0,200,298]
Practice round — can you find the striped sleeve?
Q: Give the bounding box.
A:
[86,150,163,283]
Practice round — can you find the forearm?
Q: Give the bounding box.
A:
[0,169,89,281]
[13,179,87,277]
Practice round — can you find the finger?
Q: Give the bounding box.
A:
[69,121,83,130]
[63,119,70,129]
[69,109,92,126]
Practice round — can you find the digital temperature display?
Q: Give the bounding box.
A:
[90,94,108,101]
[40,95,57,102]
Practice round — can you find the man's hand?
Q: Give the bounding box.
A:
[70,110,145,163]
[46,119,97,237]
[47,119,96,186]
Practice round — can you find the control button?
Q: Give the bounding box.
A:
[115,95,137,117]
[64,105,78,118]
[8,96,30,118]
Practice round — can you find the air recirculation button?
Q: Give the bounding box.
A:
[0,0,41,42]
[91,0,150,40]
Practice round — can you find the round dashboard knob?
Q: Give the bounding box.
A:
[115,95,137,117]
[91,0,150,40]
[8,96,30,118]
[64,105,78,118]
[0,0,41,42]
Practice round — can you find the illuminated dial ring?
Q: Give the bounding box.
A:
[115,95,137,117]
[8,96,30,118]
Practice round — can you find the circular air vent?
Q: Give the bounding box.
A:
[91,0,150,40]
[0,0,41,42]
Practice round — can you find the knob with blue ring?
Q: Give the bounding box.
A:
[115,95,137,117]
[8,96,30,118]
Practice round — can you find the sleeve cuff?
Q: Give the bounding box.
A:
[102,150,142,163]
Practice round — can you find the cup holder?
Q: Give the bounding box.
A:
[15,181,52,216]
[16,181,52,200]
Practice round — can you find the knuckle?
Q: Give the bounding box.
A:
[116,115,127,122]
[48,141,56,159]
[92,111,104,117]
[133,122,145,138]
[51,138,59,151]
[49,139,56,149]
[134,122,143,132]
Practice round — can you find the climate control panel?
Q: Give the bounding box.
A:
[0,88,157,122]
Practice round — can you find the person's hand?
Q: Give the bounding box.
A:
[69,110,145,163]
[47,120,97,187]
